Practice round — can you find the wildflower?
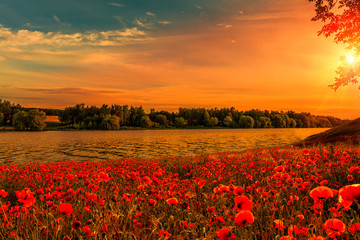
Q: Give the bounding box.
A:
[35,188,44,195]
[98,172,111,182]
[234,196,252,211]
[158,229,170,239]
[338,184,360,209]
[82,225,94,238]
[234,210,254,227]
[302,149,310,154]
[233,186,244,195]
[59,203,73,215]
[309,186,334,203]
[322,219,345,238]
[149,199,157,206]
[217,228,237,240]
[16,188,36,208]
[347,174,354,181]
[100,224,108,233]
[0,190,8,198]
[72,220,81,230]
[274,166,284,172]
[218,185,230,194]
[319,180,328,186]
[308,237,325,240]
[166,198,178,206]
[348,223,360,234]
[274,219,286,230]
[287,225,308,238]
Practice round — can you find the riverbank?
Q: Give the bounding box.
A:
[0,140,359,239]
[0,123,333,132]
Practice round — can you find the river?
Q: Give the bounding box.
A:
[0,128,326,164]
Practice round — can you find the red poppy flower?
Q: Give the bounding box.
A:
[308,237,325,240]
[274,219,286,230]
[158,229,170,239]
[101,224,108,233]
[234,210,254,227]
[0,190,8,198]
[339,184,360,209]
[347,174,354,181]
[98,172,111,182]
[149,199,157,206]
[288,225,308,238]
[59,203,73,215]
[309,186,334,203]
[16,188,36,208]
[217,228,237,240]
[72,220,81,230]
[323,219,345,238]
[348,223,360,234]
[233,186,244,195]
[234,196,252,211]
[166,198,178,206]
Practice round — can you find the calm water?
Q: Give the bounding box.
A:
[0,128,326,164]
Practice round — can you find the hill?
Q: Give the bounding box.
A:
[304,117,360,142]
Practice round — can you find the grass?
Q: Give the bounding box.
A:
[0,140,360,239]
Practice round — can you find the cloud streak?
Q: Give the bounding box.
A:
[0,25,150,48]
[17,87,123,96]
[108,2,125,7]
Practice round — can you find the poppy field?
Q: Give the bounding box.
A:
[0,141,360,239]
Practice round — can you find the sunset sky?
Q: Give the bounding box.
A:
[0,0,359,119]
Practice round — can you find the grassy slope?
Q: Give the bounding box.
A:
[304,117,360,142]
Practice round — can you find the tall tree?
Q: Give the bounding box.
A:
[309,0,360,90]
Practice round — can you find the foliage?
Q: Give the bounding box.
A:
[101,115,120,130]
[0,99,348,130]
[12,109,46,131]
[309,0,360,90]
[57,104,346,130]
[0,142,360,239]
[0,112,4,126]
[174,117,186,128]
[223,115,234,127]
[140,116,153,128]
[238,115,255,128]
[0,99,22,126]
[208,117,219,127]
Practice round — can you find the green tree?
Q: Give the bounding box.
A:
[208,117,218,127]
[102,115,120,130]
[309,0,360,90]
[29,109,46,130]
[202,110,210,126]
[174,117,186,128]
[238,115,255,128]
[0,112,4,126]
[13,109,46,131]
[155,114,167,126]
[258,116,271,128]
[289,118,297,128]
[223,115,233,127]
[13,111,29,130]
[140,116,152,128]
[272,114,286,128]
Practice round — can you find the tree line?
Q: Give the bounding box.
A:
[0,99,347,131]
[57,103,346,130]
[0,99,46,130]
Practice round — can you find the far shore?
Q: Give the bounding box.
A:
[0,124,332,132]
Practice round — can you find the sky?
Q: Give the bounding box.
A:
[0,0,359,119]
